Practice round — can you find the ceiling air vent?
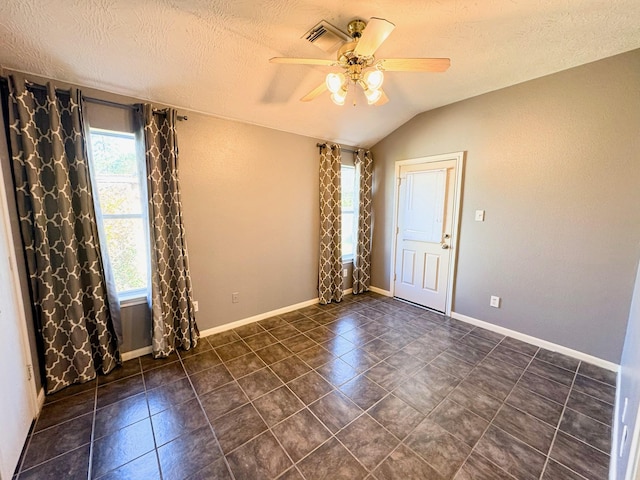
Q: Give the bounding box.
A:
[302,21,350,53]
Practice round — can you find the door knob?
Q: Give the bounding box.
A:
[441,243,450,249]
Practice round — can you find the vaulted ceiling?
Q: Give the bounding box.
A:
[1,1,639,147]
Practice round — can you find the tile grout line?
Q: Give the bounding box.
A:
[448,338,541,479]
[167,306,375,478]
[354,331,506,478]
[356,313,495,476]
[91,358,153,480]
[137,355,165,480]
[182,336,239,480]
[398,352,495,476]
[537,361,581,480]
[238,363,306,460]
[216,311,411,478]
[14,400,42,478]
[176,296,444,476]
[222,335,377,478]
[16,380,99,478]
[86,378,99,480]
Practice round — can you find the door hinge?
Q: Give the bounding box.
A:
[27,364,33,381]
[394,273,397,281]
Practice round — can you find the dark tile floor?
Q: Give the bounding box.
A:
[13,292,616,480]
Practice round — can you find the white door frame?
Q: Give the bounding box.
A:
[390,151,465,315]
[0,167,38,410]
[0,157,39,478]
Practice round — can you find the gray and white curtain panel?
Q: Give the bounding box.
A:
[353,149,373,294]
[3,76,120,394]
[318,143,343,304]
[141,104,199,357]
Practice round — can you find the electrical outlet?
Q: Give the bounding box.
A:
[490,296,501,308]
[343,268,348,277]
[193,301,199,312]
[232,292,239,303]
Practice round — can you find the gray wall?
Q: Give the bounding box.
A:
[370,50,640,363]
[615,261,640,479]
[177,114,321,330]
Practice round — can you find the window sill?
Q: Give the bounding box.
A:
[119,295,148,308]
[342,255,354,264]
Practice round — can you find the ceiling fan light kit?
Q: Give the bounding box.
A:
[270,17,451,106]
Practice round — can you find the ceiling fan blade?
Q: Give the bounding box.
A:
[300,82,328,102]
[377,58,451,72]
[354,17,395,57]
[270,57,336,66]
[374,89,389,106]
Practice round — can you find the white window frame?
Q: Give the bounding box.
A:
[88,128,150,305]
[341,164,358,262]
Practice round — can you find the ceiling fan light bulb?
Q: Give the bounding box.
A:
[364,88,382,105]
[364,70,384,90]
[326,73,345,93]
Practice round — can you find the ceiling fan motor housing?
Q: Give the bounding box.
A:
[347,19,367,39]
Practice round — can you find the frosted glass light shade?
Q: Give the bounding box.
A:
[326,73,345,93]
[331,88,347,105]
[364,70,384,90]
[364,88,382,105]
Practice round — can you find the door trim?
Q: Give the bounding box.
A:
[390,151,465,315]
[0,149,39,480]
[0,167,38,413]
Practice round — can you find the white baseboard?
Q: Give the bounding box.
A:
[199,297,321,337]
[370,286,392,297]
[451,311,619,372]
[121,345,153,361]
[120,291,363,358]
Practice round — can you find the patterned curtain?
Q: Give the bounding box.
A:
[141,104,198,357]
[353,149,373,294]
[3,75,119,394]
[318,143,343,304]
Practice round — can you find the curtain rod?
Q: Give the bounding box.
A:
[19,80,188,121]
[83,97,188,121]
[316,143,357,154]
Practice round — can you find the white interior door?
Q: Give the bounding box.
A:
[0,176,36,479]
[394,159,457,312]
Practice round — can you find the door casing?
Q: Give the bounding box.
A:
[0,143,38,479]
[390,151,465,315]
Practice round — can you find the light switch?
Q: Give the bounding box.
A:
[475,210,485,222]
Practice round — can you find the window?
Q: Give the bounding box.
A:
[341,164,358,260]
[88,129,149,301]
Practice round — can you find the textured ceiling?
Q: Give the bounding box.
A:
[1,0,639,147]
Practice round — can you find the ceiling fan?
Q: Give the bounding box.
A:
[270,17,450,106]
